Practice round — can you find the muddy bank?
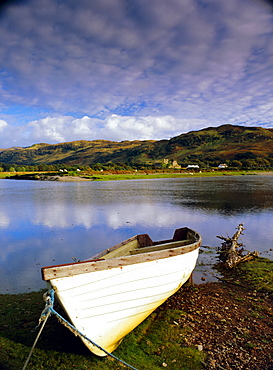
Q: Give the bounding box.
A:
[46,175,91,181]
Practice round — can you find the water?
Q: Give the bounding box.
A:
[1,175,273,294]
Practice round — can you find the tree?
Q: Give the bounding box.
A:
[256,157,270,168]
[230,160,242,168]
[243,159,256,169]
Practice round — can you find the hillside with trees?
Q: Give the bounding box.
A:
[1,124,273,171]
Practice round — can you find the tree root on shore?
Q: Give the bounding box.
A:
[217,223,259,268]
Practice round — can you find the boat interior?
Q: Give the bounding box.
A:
[101,228,197,259]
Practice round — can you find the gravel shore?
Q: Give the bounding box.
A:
[161,282,273,370]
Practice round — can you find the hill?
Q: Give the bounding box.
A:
[0,124,273,169]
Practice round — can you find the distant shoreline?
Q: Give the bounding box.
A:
[2,170,273,182]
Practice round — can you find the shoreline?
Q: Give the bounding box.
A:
[2,170,273,182]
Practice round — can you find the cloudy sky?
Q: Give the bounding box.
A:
[0,0,273,148]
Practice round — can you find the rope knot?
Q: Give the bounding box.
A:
[38,289,55,326]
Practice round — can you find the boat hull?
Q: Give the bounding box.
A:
[47,249,199,356]
[42,228,201,356]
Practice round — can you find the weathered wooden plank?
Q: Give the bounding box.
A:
[42,242,200,280]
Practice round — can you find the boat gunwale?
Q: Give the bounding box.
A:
[42,229,201,281]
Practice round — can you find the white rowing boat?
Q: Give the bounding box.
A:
[41,227,201,356]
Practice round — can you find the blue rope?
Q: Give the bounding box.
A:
[40,289,139,370]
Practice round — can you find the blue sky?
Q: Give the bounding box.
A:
[0,0,273,148]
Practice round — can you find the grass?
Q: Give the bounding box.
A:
[84,171,245,181]
[227,257,273,294]
[70,170,267,182]
[0,290,205,370]
[0,169,268,182]
[0,171,42,179]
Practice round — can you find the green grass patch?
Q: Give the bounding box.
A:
[0,170,267,182]
[222,257,273,294]
[0,291,205,370]
[116,310,205,370]
[79,170,258,182]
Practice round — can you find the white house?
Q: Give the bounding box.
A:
[186,165,199,169]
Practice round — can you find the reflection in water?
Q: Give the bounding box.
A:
[0,211,9,227]
[0,176,273,293]
[168,176,273,215]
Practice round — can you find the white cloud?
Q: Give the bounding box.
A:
[27,116,97,143]
[104,115,207,140]
[0,120,8,131]
[0,113,211,147]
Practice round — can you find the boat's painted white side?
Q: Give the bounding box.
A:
[48,248,199,356]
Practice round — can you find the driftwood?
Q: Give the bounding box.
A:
[217,223,259,268]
